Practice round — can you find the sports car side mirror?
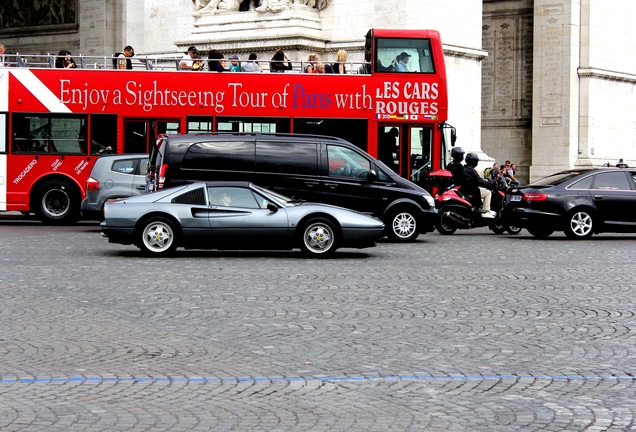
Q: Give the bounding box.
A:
[267,202,278,212]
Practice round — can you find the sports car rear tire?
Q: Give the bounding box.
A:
[564,209,594,239]
[139,217,179,256]
[300,218,338,256]
[506,225,522,235]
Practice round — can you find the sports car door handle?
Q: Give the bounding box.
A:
[593,195,604,200]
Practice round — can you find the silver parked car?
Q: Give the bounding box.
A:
[81,154,149,220]
[101,181,385,257]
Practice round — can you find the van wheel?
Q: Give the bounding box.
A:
[35,179,80,225]
[386,209,419,242]
[138,217,179,256]
[299,218,338,256]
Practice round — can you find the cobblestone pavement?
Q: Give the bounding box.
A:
[0,220,635,431]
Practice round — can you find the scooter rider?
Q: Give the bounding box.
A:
[445,146,466,186]
[463,152,496,218]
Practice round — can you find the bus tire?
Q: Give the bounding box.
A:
[35,179,80,225]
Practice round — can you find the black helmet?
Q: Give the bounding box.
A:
[450,146,465,162]
[465,152,479,167]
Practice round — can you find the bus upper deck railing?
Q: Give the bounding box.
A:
[0,53,371,74]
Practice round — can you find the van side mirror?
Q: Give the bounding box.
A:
[267,202,278,212]
[367,170,377,181]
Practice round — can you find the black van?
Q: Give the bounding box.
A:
[147,133,437,242]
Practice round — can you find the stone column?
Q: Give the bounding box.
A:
[79,0,119,59]
[531,0,581,179]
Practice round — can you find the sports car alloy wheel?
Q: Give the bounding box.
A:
[301,218,337,256]
[140,218,178,255]
[565,210,594,239]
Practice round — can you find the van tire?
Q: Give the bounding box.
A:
[386,209,419,242]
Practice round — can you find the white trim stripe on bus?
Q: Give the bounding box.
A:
[0,70,8,112]
[0,155,6,210]
[10,70,71,113]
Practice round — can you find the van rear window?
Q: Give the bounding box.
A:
[182,141,255,171]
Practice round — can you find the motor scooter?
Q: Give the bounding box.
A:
[434,175,522,235]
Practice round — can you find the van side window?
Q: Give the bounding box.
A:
[255,141,318,175]
[183,141,255,171]
[327,145,371,178]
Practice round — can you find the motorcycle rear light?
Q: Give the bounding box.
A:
[86,177,99,191]
[523,192,548,201]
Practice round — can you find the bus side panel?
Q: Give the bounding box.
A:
[0,154,6,211]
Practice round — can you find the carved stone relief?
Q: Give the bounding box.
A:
[193,0,329,17]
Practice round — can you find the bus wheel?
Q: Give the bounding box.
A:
[386,209,419,242]
[35,180,80,225]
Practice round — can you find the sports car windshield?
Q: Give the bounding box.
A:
[251,184,293,204]
[529,172,582,187]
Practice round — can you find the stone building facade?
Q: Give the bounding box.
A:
[1,0,634,182]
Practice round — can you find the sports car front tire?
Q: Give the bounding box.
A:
[300,218,338,256]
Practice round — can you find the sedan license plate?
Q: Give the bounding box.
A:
[509,195,522,202]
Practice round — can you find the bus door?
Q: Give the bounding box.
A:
[123,119,180,154]
[377,125,432,181]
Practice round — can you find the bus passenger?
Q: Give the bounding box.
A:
[180,46,200,71]
[332,49,347,74]
[0,44,6,67]
[116,46,134,70]
[228,54,241,72]
[55,50,77,69]
[305,53,319,73]
[241,53,262,72]
[207,49,226,72]
[314,63,326,74]
[270,49,293,73]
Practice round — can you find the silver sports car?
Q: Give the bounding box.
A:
[101,181,385,256]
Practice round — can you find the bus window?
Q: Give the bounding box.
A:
[375,38,435,74]
[294,118,368,152]
[90,114,117,155]
[217,117,290,133]
[378,126,400,173]
[158,121,179,135]
[409,127,432,182]
[187,116,213,133]
[0,114,6,152]
[12,114,87,154]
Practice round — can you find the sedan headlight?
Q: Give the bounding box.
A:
[423,194,435,207]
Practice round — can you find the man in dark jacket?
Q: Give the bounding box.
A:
[464,152,495,218]
[445,146,466,186]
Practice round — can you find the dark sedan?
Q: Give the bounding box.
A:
[101,181,385,256]
[502,167,636,239]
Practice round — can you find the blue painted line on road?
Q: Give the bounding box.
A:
[0,373,634,385]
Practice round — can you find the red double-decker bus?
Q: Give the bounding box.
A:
[0,28,452,223]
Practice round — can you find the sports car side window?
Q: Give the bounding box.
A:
[208,187,260,209]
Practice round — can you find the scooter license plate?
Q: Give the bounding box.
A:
[509,195,522,202]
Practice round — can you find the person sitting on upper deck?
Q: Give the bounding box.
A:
[55,50,77,69]
[207,49,226,72]
[116,46,134,70]
[305,53,319,73]
[180,46,201,71]
[270,49,293,73]
[241,53,262,72]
